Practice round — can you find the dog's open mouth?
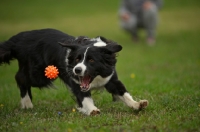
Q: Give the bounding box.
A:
[79,75,91,92]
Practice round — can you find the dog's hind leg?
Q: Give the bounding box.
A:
[105,76,148,110]
[15,69,33,109]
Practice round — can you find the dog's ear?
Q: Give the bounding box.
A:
[59,42,80,50]
[75,36,90,44]
[100,44,122,54]
[98,36,107,42]
[96,36,122,53]
[107,44,122,53]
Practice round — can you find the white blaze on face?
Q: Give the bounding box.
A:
[73,47,89,76]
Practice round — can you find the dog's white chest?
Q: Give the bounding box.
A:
[90,73,113,89]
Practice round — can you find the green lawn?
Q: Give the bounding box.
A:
[0,0,200,132]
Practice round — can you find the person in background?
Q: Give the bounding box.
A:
[119,0,163,45]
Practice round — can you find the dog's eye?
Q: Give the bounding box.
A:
[89,59,94,62]
[75,55,82,63]
[76,58,80,62]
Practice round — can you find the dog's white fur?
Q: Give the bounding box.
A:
[73,47,89,76]
[77,92,148,115]
[118,92,148,110]
[65,49,71,65]
[77,97,100,115]
[89,73,114,89]
[21,92,33,109]
[93,42,107,47]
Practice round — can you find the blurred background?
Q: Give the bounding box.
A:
[0,0,199,43]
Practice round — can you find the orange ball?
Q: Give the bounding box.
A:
[45,65,59,79]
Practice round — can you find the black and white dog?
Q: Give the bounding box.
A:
[0,29,148,115]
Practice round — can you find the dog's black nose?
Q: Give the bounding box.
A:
[75,67,82,74]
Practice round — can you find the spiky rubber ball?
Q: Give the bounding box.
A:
[45,65,59,79]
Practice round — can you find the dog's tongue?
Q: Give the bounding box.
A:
[80,76,90,90]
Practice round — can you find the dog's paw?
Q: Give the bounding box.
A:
[21,100,33,109]
[76,106,100,116]
[138,100,148,110]
[90,109,100,116]
[21,97,33,109]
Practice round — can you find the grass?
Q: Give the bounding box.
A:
[0,0,200,131]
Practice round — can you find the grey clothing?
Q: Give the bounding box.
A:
[121,0,162,14]
[119,0,163,38]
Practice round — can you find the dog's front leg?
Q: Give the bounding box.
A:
[76,96,100,116]
[105,76,148,110]
[71,86,100,115]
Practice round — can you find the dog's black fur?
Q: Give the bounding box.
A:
[0,29,148,115]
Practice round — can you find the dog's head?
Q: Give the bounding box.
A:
[60,36,122,92]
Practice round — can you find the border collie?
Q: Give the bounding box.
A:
[0,29,148,115]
